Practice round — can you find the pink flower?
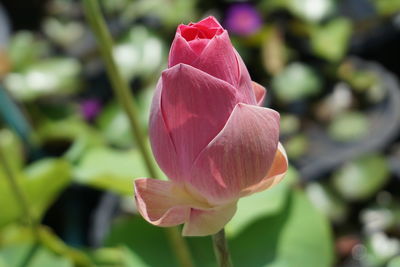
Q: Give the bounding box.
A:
[134,17,288,236]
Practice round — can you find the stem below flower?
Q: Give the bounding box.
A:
[82,1,194,267]
[212,229,233,267]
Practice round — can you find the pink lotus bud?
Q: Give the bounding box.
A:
[134,16,288,236]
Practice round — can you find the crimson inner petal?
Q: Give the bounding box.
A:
[179,24,224,42]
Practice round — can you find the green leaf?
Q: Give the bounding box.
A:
[7,31,49,72]
[0,159,72,227]
[311,18,352,62]
[0,129,24,173]
[4,58,81,101]
[332,154,390,201]
[287,0,335,22]
[114,26,165,81]
[272,62,321,102]
[328,111,369,142]
[230,189,334,267]
[74,147,164,195]
[0,243,73,267]
[96,102,133,147]
[226,166,298,237]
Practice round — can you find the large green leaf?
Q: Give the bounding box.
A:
[105,188,333,267]
[73,147,165,195]
[0,159,72,227]
[226,166,298,237]
[0,243,73,267]
[230,190,334,267]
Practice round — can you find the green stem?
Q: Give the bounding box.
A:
[0,145,39,240]
[82,1,194,267]
[212,229,233,267]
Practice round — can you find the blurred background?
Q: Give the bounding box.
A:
[0,0,400,266]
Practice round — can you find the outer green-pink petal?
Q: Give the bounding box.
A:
[134,178,206,227]
[182,201,238,236]
[188,103,280,204]
[240,142,288,197]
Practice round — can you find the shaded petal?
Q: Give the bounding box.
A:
[161,64,239,177]
[168,34,198,67]
[189,103,280,204]
[252,81,267,106]
[182,201,237,236]
[149,79,182,181]
[134,178,209,227]
[240,142,288,197]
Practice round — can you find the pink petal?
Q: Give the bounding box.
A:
[134,178,209,227]
[240,142,288,197]
[191,31,239,87]
[149,79,183,181]
[188,103,280,204]
[235,51,257,105]
[182,201,237,236]
[160,63,239,177]
[252,81,267,106]
[168,34,198,68]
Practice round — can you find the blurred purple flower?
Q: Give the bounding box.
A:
[80,98,101,121]
[224,3,263,36]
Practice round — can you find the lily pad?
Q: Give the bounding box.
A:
[272,62,321,102]
[332,154,390,201]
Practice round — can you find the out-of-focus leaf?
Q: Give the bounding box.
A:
[74,146,164,195]
[373,0,400,16]
[0,159,71,227]
[287,0,335,22]
[0,129,24,172]
[226,166,298,237]
[328,111,369,142]
[97,102,133,147]
[284,134,309,159]
[0,243,73,267]
[7,31,49,72]
[4,58,81,101]
[38,117,104,162]
[363,232,400,267]
[120,0,198,29]
[280,114,301,136]
[388,256,400,267]
[0,225,93,266]
[332,154,390,201]
[114,26,165,81]
[43,18,84,47]
[272,62,321,102]
[230,189,334,267]
[338,61,377,91]
[311,18,352,61]
[306,182,348,222]
[91,246,148,266]
[262,26,287,75]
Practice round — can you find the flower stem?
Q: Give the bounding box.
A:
[212,229,233,267]
[82,1,194,267]
[0,145,39,240]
